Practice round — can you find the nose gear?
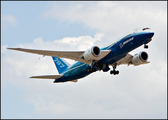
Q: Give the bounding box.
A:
[144,44,148,49]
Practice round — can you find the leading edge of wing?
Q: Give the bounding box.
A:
[7,48,84,58]
[30,74,63,79]
[7,48,111,64]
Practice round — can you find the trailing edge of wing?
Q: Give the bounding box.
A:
[30,74,63,79]
[7,48,111,64]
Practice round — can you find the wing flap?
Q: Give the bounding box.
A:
[30,74,63,79]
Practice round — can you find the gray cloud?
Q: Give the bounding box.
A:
[43,1,167,61]
[2,1,167,119]
[43,1,166,35]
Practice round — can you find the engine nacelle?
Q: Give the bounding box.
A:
[132,51,149,66]
[82,46,101,60]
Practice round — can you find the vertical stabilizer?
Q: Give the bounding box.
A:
[52,56,70,74]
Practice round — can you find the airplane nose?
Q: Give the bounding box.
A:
[148,31,154,38]
[144,31,154,38]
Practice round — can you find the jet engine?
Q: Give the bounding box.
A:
[82,46,101,60]
[131,51,149,66]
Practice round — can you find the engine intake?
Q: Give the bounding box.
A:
[92,46,100,57]
[132,51,148,66]
[140,51,148,62]
[82,46,101,60]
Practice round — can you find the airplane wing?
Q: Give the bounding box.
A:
[116,54,133,65]
[7,48,111,64]
[116,53,150,66]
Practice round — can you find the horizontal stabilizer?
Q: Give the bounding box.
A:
[30,74,63,79]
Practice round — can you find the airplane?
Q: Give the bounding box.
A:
[7,27,154,83]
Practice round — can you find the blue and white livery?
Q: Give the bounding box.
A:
[8,27,154,83]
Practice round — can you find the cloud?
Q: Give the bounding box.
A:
[1,45,8,54]
[2,30,167,118]
[2,1,166,119]
[47,1,167,69]
[2,33,104,86]
[1,14,18,28]
[43,1,166,36]
[42,1,167,61]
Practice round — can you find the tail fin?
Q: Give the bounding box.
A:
[52,56,70,74]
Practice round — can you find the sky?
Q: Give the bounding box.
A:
[1,1,167,119]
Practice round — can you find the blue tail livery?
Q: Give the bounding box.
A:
[7,27,154,83]
[52,56,70,74]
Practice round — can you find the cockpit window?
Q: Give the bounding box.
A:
[142,28,150,31]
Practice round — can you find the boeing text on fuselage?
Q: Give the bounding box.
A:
[120,37,134,48]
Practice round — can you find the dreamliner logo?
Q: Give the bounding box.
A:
[53,58,65,68]
[7,27,154,83]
